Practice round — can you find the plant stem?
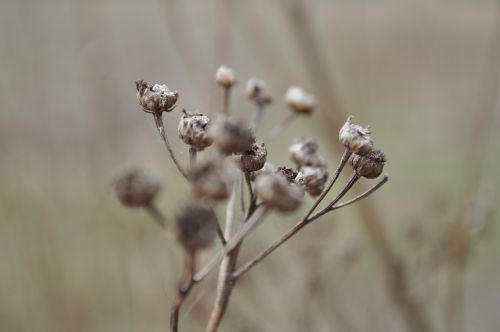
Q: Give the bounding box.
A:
[329,175,388,211]
[170,250,196,332]
[263,111,296,143]
[222,87,230,114]
[250,106,263,130]
[153,113,189,181]
[145,203,167,228]
[189,146,197,169]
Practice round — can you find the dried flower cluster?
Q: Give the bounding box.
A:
[114,65,388,332]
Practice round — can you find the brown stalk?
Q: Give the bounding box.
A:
[189,146,197,169]
[145,203,167,228]
[263,111,297,143]
[170,250,196,332]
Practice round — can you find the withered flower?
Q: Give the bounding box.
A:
[246,78,272,108]
[178,109,213,151]
[339,116,373,156]
[215,65,236,89]
[285,85,316,114]
[350,149,387,179]
[301,166,328,196]
[114,168,160,208]
[289,137,326,168]
[175,203,217,251]
[233,140,267,172]
[189,157,232,201]
[135,80,178,114]
[208,116,254,154]
[255,173,304,212]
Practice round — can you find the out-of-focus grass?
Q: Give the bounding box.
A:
[1,0,500,331]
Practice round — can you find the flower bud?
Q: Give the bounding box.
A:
[233,140,267,172]
[174,203,217,251]
[301,166,328,196]
[189,157,232,201]
[349,149,387,179]
[339,116,373,156]
[135,80,178,114]
[284,85,316,114]
[178,110,213,151]
[246,78,272,108]
[289,137,326,168]
[114,168,160,207]
[208,116,254,154]
[215,65,236,88]
[255,173,304,212]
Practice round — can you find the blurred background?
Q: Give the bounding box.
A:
[1,0,499,331]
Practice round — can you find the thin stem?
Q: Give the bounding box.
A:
[189,146,197,170]
[154,113,189,180]
[329,175,389,211]
[250,106,263,130]
[222,87,230,114]
[145,203,167,228]
[170,250,196,332]
[263,111,297,143]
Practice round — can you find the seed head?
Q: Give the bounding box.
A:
[178,109,213,151]
[174,203,217,251]
[249,162,277,181]
[113,168,160,208]
[246,78,272,108]
[350,149,387,179]
[208,116,254,154]
[255,173,304,212]
[289,137,326,168]
[301,166,328,196]
[135,80,178,114]
[215,65,236,89]
[277,166,301,184]
[339,116,373,156]
[189,157,232,201]
[284,85,316,114]
[233,140,267,172]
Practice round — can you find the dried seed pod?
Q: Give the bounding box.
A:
[255,173,304,212]
[301,166,328,196]
[208,116,254,154]
[233,140,267,172]
[174,203,217,251]
[289,137,326,167]
[284,85,316,114]
[215,65,236,88]
[189,157,232,201]
[114,168,160,207]
[135,80,178,114]
[339,116,373,156]
[250,162,277,181]
[277,166,301,183]
[246,78,272,108]
[178,110,213,151]
[350,149,387,179]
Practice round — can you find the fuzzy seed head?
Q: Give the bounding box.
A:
[350,149,387,179]
[189,157,232,201]
[255,173,304,212]
[339,116,373,156]
[178,110,213,150]
[289,137,326,168]
[285,85,316,114]
[215,65,236,88]
[174,203,217,251]
[114,168,160,207]
[246,78,272,108]
[301,166,328,196]
[135,80,178,114]
[208,116,254,154]
[233,140,267,172]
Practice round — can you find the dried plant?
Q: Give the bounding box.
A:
[114,66,389,332]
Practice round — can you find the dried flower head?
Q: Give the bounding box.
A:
[135,80,179,114]
[178,109,213,151]
[215,65,236,88]
[233,140,267,172]
[301,166,328,196]
[289,137,326,168]
[339,116,373,156]
[255,173,304,212]
[284,85,316,114]
[350,149,387,179]
[189,157,232,201]
[114,168,160,207]
[249,162,277,181]
[175,203,217,251]
[246,78,272,108]
[277,166,301,184]
[208,116,254,154]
